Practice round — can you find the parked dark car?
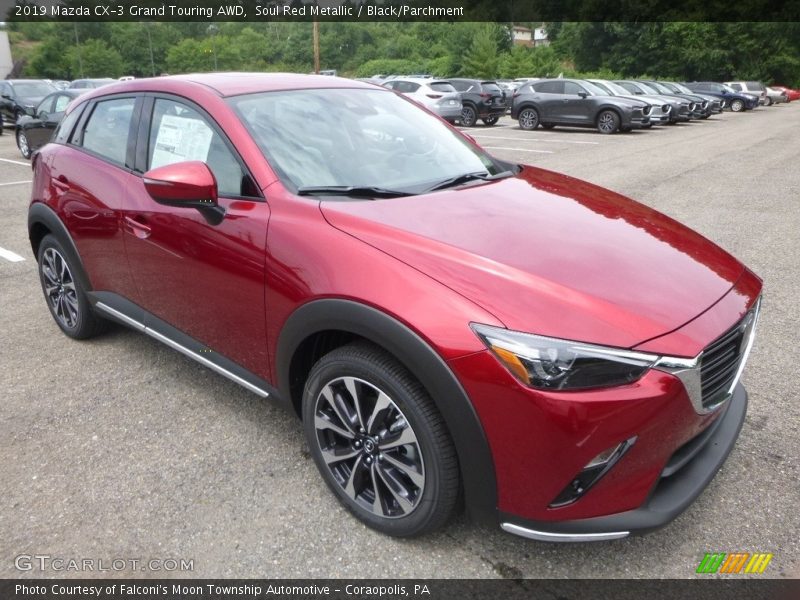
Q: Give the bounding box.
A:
[682,82,760,112]
[638,81,710,119]
[586,79,672,126]
[0,79,57,131]
[511,78,651,134]
[447,78,507,126]
[28,74,761,542]
[614,80,693,123]
[657,81,724,114]
[15,89,84,159]
[68,78,117,90]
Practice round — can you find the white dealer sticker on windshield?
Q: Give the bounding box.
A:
[151,115,213,168]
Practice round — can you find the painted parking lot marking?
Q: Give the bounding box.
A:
[0,246,26,262]
[0,157,31,167]
[0,180,32,187]
[482,146,554,154]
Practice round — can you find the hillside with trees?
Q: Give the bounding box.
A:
[4,21,799,86]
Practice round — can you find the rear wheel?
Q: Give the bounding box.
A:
[303,342,459,537]
[17,130,31,159]
[596,110,620,134]
[460,105,477,127]
[482,115,499,126]
[764,97,773,106]
[36,235,107,339]
[730,99,745,112]
[518,107,539,131]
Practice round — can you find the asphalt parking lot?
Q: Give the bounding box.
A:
[1,104,799,579]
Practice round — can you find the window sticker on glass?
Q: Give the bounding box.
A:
[151,114,214,168]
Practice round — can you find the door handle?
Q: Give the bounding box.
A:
[124,215,152,239]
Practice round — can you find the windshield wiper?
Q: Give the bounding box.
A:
[296,185,412,198]
[425,170,515,192]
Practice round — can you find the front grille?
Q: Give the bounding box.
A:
[700,314,751,408]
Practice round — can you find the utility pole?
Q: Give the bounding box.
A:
[208,24,219,71]
[145,23,156,77]
[73,22,83,78]
[312,20,320,74]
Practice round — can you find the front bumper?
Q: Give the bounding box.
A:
[499,383,747,541]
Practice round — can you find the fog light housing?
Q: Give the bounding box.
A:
[549,437,637,508]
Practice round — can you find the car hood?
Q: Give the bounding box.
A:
[320,166,745,351]
[17,95,46,107]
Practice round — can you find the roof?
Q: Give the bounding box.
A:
[132,72,376,97]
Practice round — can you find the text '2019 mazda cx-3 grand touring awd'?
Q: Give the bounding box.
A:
[29,74,761,541]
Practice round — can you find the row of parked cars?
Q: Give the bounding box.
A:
[0,78,126,158]
[368,74,799,135]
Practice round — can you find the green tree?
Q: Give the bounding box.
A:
[461,24,500,78]
[499,45,535,78]
[69,39,124,78]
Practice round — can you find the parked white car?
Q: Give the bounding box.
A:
[382,78,462,123]
[765,86,788,105]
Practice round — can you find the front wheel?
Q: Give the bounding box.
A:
[482,115,499,126]
[730,99,745,112]
[303,342,459,537]
[460,105,477,127]
[518,107,540,130]
[17,130,31,159]
[596,110,620,134]
[37,235,108,339]
[764,97,773,106]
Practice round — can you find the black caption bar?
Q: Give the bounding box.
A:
[3,0,800,22]
[2,579,800,600]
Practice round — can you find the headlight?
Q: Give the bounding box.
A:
[471,323,658,390]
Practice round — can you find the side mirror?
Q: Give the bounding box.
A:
[34,109,45,119]
[143,161,225,224]
[1,93,11,99]
[578,91,588,98]
[25,106,36,117]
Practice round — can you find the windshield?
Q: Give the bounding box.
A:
[646,82,671,94]
[603,81,633,96]
[14,82,55,98]
[722,85,736,93]
[229,88,504,194]
[581,81,611,96]
[636,82,660,94]
[659,82,680,92]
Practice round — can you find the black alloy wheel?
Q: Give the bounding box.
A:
[37,235,107,339]
[460,105,477,127]
[303,342,459,537]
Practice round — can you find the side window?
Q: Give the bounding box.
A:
[37,95,56,116]
[450,80,467,92]
[53,94,72,113]
[78,98,135,166]
[730,83,742,91]
[54,105,85,144]
[564,81,584,95]
[383,81,397,90]
[619,82,638,94]
[402,82,421,93]
[148,98,254,198]
[533,81,563,94]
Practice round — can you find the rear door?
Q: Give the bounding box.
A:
[531,80,564,121]
[49,94,143,306]
[121,95,271,379]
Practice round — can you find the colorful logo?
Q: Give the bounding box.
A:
[697,552,773,574]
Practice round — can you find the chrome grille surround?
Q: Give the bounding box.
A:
[654,297,761,415]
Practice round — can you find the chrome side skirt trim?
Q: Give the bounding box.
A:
[500,522,629,542]
[95,302,270,399]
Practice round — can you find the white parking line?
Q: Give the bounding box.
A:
[0,157,31,167]
[483,146,554,154]
[0,180,32,187]
[470,134,600,145]
[0,247,26,262]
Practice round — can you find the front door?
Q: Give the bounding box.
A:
[122,96,271,379]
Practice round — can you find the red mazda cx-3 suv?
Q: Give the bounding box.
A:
[28,74,761,541]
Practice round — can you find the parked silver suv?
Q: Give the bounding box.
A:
[382,78,462,123]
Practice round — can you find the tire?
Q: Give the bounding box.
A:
[37,234,107,339]
[596,110,620,134]
[541,123,555,130]
[764,97,773,106]
[482,115,499,126]
[460,105,477,127]
[17,130,31,159]
[302,342,459,537]
[730,99,745,112]
[518,107,539,130]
